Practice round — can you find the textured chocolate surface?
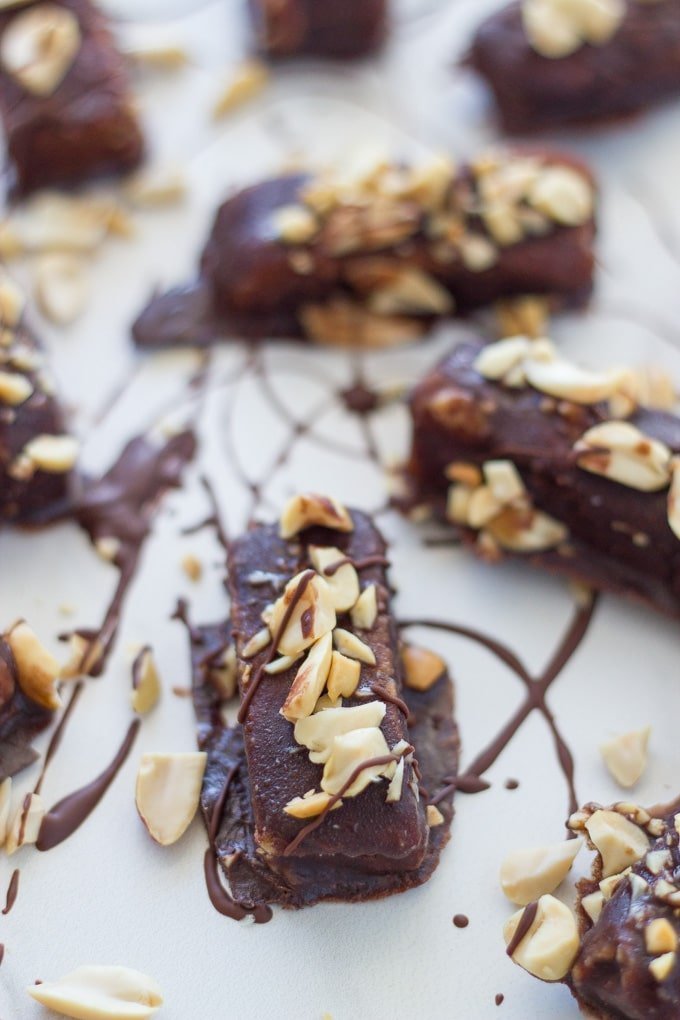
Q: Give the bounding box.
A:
[134,158,596,349]
[407,341,680,617]
[248,0,388,59]
[0,0,143,193]
[191,617,459,909]
[469,0,680,134]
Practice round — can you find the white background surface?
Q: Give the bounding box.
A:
[1,1,680,1017]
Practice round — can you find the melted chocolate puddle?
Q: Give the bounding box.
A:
[37,719,141,852]
[72,430,197,677]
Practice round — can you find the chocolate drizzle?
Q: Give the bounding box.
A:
[401,599,596,816]
[2,869,19,915]
[506,901,539,957]
[73,431,197,677]
[237,569,315,724]
[369,681,413,722]
[37,718,141,852]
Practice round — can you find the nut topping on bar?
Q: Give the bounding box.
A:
[474,336,625,403]
[332,627,376,665]
[504,798,680,1011]
[504,894,580,981]
[326,650,361,701]
[309,545,359,611]
[280,632,333,722]
[269,571,336,658]
[350,584,378,630]
[581,808,651,876]
[527,165,595,225]
[283,790,338,819]
[446,458,568,554]
[646,918,678,955]
[294,702,387,764]
[575,421,673,492]
[522,0,626,59]
[280,492,353,538]
[1,3,81,96]
[135,148,597,350]
[320,726,393,797]
[21,433,79,474]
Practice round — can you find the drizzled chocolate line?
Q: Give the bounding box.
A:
[17,793,31,848]
[9,430,198,858]
[283,752,402,856]
[401,599,597,816]
[237,569,315,724]
[74,430,197,677]
[33,684,84,796]
[37,718,141,852]
[506,901,539,958]
[172,598,205,646]
[203,848,273,924]
[2,869,19,916]
[369,682,413,723]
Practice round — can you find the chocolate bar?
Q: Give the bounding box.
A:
[0,272,75,526]
[248,0,388,59]
[469,0,680,134]
[190,494,458,909]
[0,0,143,194]
[133,150,596,350]
[406,336,680,617]
[504,799,680,1018]
[569,801,680,1019]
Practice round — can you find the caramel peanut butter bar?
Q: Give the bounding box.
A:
[1,620,61,780]
[249,0,388,59]
[469,0,680,134]
[0,271,76,525]
[504,800,680,1018]
[190,495,459,908]
[0,0,143,194]
[133,150,596,350]
[406,336,680,617]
